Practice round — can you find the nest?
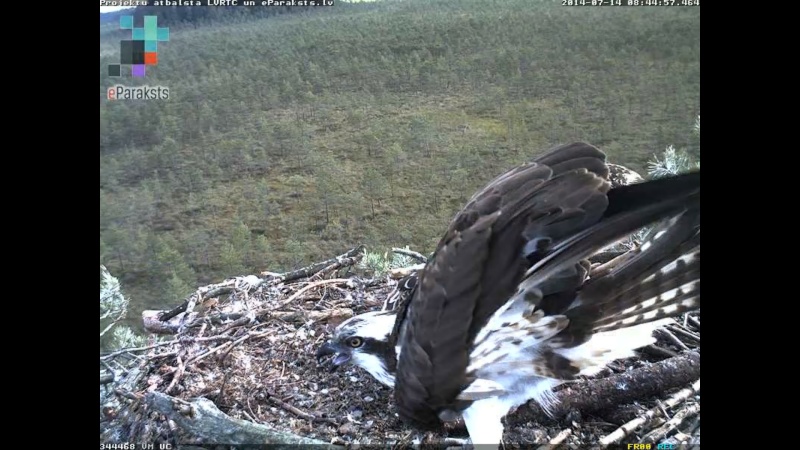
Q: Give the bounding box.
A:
[100,247,700,449]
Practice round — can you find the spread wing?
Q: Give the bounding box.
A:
[392,142,700,428]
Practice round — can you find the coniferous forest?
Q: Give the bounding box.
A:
[99,0,700,331]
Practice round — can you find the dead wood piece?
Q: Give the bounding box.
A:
[506,351,700,426]
[656,328,691,352]
[392,247,429,263]
[185,312,246,329]
[640,344,679,359]
[144,310,200,334]
[275,279,353,311]
[101,372,115,385]
[185,328,269,366]
[315,255,363,280]
[276,246,365,283]
[156,246,366,325]
[266,391,338,425]
[667,324,700,343]
[114,388,141,401]
[269,308,354,324]
[642,402,700,443]
[388,264,425,279]
[159,275,266,323]
[599,379,700,445]
[101,338,180,360]
[166,355,186,394]
[537,428,571,450]
[145,392,342,448]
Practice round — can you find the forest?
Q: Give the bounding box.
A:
[99,0,700,333]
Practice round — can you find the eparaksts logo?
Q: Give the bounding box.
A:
[107,85,170,101]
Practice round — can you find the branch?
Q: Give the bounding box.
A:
[507,351,701,426]
[101,372,115,385]
[392,247,428,263]
[388,263,425,279]
[157,275,263,323]
[100,335,234,360]
[538,428,572,450]
[100,338,179,360]
[273,245,365,283]
[273,278,352,311]
[641,402,700,444]
[599,379,700,445]
[158,247,364,323]
[100,303,128,338]
[145,392,343,448]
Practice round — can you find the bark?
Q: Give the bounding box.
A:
[145,392,343,448]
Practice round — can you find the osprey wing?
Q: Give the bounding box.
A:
[392,142,615,427]
[393,143,700,428]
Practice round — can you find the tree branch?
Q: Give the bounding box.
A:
[145,392,343,448]
[392,247,428,263]
[157,246,366,323]
[275,245,365,283]
[507,351,700,426]
[600,379,700,445]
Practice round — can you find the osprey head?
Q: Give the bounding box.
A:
[316,310,398,387]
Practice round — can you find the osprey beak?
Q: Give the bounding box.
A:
[316,342,351,371]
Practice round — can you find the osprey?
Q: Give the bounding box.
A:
[317,143,699,446]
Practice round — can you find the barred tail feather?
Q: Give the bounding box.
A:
[560,207,700,340]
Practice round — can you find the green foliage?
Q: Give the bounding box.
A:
[647,145,699,179]
[358,248,417,277]
[111,326,147,349]
[100,0,699,319]
[647,115,700,179]
[100,265,126,327]
[608,116,700,251]
[164,271,193,303]
[100,265,146,351]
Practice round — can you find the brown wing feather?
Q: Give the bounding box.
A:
[393,143,612,427]
[393,142,700,428]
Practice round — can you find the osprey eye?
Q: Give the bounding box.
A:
[348,337,364,348]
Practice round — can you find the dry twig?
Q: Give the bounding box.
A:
[274,278,352,311]
[165,354,186,394]
[388,264,425,279]
[656,328,691,352]
[392,247,428,263]
[273,245,365,284]
[266,391,338,425]
[599,379,700,445]
[537,428,572,450]
[667,324,700,343]
[642,402,700,443]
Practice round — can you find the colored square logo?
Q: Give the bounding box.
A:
[108,16,169,79]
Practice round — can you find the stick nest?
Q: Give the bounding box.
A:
[99,247,700,449]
